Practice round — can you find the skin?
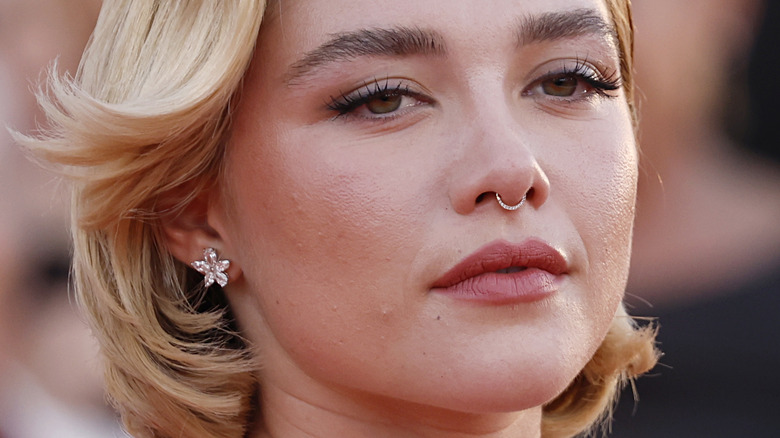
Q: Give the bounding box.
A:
[174,0,638,436]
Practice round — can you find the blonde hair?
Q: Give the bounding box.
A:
[21,0,656,437]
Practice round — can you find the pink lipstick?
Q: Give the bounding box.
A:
[431,239,568,304]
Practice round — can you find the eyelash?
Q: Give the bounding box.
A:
[326,79,429,119]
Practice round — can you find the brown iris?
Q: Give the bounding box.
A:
[541,76,579,97]
[366,93,403,114]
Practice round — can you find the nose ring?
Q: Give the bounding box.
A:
[495,193,526,211]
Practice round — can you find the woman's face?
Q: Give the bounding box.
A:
[220,0,636,421]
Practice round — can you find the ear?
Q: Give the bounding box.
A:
[162,190,241,284]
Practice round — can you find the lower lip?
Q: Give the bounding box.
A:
[431,268,559,304]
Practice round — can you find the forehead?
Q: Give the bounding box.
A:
[261,0,613,43]
[256,0,616,85]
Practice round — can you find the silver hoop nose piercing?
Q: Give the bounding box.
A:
[495,193,526,211]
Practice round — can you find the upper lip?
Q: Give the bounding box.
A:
[431,239,569,288]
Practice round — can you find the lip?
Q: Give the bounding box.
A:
[431,239,569,304]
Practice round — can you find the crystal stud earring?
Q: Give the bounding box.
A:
[191,247,230,287]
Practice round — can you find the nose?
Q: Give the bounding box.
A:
[448,115,551,215]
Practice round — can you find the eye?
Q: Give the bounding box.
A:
[524,60,621,102]
[327,79,431,120]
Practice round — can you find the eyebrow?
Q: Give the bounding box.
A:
[517,8,617,46]
[285,8,615,84]
[286,27,445,84]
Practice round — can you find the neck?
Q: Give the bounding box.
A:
[250,379,542,438]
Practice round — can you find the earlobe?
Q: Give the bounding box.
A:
[162,192,242,285]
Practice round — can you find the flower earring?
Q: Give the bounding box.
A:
[191,247,230,287]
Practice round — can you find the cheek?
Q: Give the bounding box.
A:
[245,143,428,277]
[222,124,436,365]
[554,120,638,301]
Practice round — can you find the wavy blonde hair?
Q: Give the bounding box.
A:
[21,0,656,437]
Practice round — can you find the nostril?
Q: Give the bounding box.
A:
[476,192,488,203]
[525,187,535,201]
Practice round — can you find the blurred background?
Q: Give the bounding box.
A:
[0,0,124,437]
[610,0,780,436]
[1,0,778,437]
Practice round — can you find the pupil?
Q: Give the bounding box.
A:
[367,93,403,114]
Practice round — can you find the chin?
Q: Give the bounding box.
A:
[380,349,587,416]
[449,370,577,414]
